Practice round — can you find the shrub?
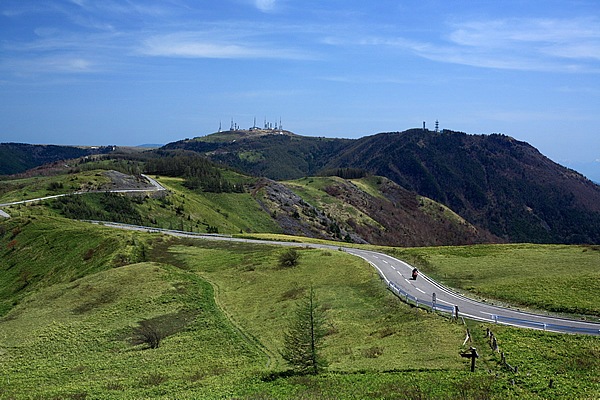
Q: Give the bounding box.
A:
[131,320,164,349]
[279,248,300,268]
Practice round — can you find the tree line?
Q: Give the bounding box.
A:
[144,154,244,193]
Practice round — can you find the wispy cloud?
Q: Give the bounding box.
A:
[2,55,98,78]
[346,17,600,73]
[139,31,313,60]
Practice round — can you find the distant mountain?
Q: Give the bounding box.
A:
[163,128,600,244]
[0,143,114,175]
[326,130,600,243]
[163,130,353,180]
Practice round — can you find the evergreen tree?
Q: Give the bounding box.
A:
[281,287,328,374]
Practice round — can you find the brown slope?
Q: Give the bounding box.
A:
[250,176,498,247]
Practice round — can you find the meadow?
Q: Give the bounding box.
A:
[0,216,598,398]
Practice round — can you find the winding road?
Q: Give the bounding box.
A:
[1,176,599,336]
[89,222,600,336]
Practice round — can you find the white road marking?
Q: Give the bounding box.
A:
[415,287,426,294]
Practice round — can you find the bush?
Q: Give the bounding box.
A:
[131,320,164,349]
[279,248,300,268]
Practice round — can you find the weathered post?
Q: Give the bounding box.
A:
[460,347,479,372]
[432,292,436,312]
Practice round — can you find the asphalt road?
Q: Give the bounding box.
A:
[344,248,600,336]
[91,222,600,336]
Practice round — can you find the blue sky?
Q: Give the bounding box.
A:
[1,0,600,180]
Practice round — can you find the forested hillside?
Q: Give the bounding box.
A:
[324,130,600,243]
[163,131,352,180]
[165,129,600,244]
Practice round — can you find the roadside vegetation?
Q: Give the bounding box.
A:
[0,170,112,204]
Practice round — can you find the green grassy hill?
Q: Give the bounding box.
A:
[1,165,494,246]
[1,162,599,398]
[1,216,599,398]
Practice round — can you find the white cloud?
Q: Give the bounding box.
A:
[141,35,266,58]
[2,56,96,77]
[439,17,600,71]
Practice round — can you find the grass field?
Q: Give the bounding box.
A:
[1,217,599,398]
[165,240,466,372]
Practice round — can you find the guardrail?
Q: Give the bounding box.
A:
[388,281,457,316]
[492,314,600,336]
[86,220,233,239]
[386,280,600,336]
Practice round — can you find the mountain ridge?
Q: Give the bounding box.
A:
[2,127,600,244]
[165,128,600,244]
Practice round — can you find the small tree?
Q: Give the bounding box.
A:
[281,287,328,374]
[279,248,300,268]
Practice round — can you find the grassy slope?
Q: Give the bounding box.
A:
[0,172,282,235]
[284,176,384,228]
[0,218,599,398]
[390,244,600,316]
[151,176,281,234]
[0,216,139,316]
[167,240,465,372]
[0,171,111,204]
[0,261,265,398]
[0,218,266,398]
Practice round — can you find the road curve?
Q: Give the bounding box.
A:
[0,174,166,218]
[0,179,597,335]
[90,221,600,336]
